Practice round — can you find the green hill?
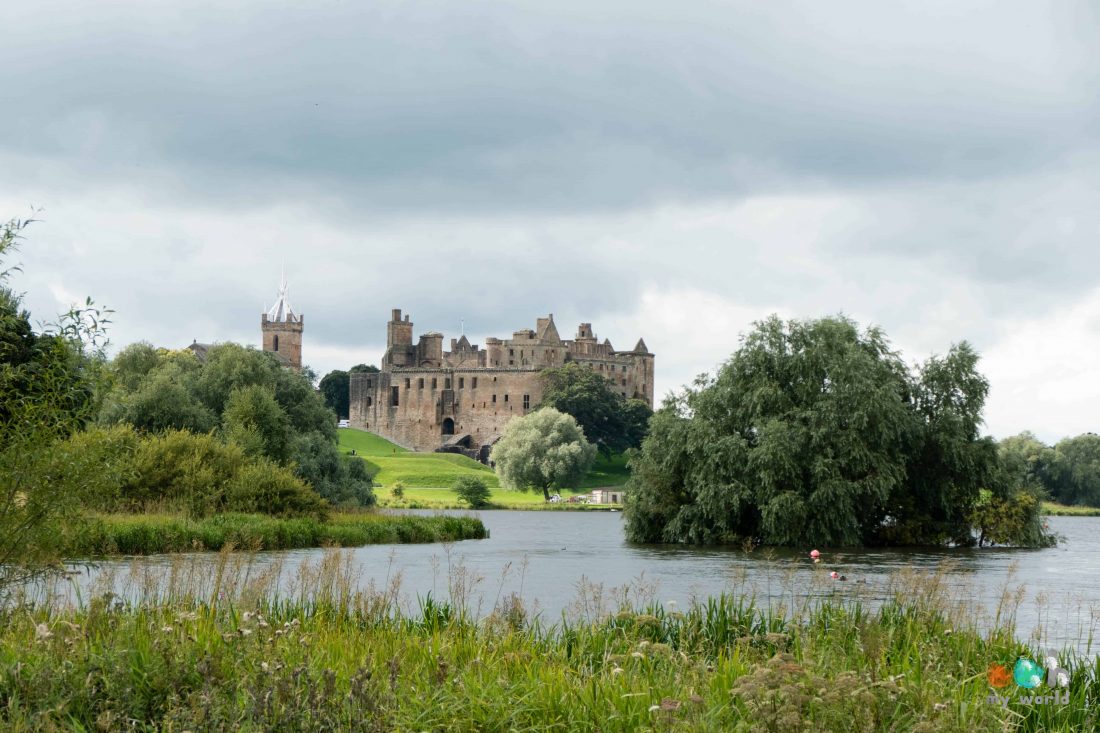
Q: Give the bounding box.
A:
[338,429,500,489]
[337,428,629,491]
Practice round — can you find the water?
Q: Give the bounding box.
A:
[63,512,1100,655]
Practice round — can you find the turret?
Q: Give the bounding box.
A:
[261,275,303,370]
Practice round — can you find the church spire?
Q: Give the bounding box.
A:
[266,272,297,323]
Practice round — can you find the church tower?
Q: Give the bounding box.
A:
[261,274,303,370]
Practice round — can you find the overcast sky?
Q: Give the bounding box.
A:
[2,1,1098,443]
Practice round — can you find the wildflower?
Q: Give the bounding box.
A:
[666,600,678,608]
[35,624,52,641]
[631,652,644,659]
[221,633,235,642]
[611,667,624,676]
[161,626,174,634]
[660,698,681,711]
[240,629,253,637]
[258,619,270,629]
[243,611,255,623]
[637,641,650,648]
[689,694,704,704]
[261,662,270,673]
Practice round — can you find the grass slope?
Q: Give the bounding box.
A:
[338,428,630,508]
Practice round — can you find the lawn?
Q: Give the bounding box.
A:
[338,428,630,508]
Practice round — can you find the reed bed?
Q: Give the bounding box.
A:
[1,549,1097,731]
[57,512,486,557]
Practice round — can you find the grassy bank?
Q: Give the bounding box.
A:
[1043,502,1100,517]
[339,428,630,508]
[2,585,1097,731]
[374,485,620,510]
[60,512,487,557]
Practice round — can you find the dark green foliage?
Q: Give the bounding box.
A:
[349,363,380,374]
[625,315,1052,548]
[1,217,111,592]
[97,339,373,506]
[452,475,491,508]
[222,384,292,461]
[995,431,1100,509]
[538,363,652,456]
[68,426,327,520]
[291,431,376,508]
[1048,433,1100,507]
[319,369,350,419]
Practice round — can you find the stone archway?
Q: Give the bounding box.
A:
[442,417,455,436]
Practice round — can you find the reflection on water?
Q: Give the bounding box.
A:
[58,512,1100,655]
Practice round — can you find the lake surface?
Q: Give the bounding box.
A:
[64,512,1100,655]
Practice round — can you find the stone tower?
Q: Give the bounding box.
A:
[261,274,303,370]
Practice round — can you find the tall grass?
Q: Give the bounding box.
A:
[1,551,1097,731]
[57,512,486,556]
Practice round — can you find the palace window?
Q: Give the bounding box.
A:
[431,377,437,389]
[273,335,279,351]
[472,377,478,388]
[458,377,464,389]
[418,378,424,389]
[492,394,497,403]
[523,394,530,410]
[390,387,399,406]
[366,396,372,407]
[621,378,626,386]
[405,378,411,389]
[445,378,452,389]
[504,394,509,402]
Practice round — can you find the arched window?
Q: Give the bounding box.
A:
[273,334,280,351]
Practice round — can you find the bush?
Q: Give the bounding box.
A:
[291,431,376,508]
[391,481,406,499]
[67,427,327,519]
[452,475,491,508]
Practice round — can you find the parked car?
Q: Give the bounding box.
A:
[547,493,562,503]
[337,419,350,428]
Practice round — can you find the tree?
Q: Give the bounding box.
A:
[222,385,292,462]
[1050,434,1100,506]
[538,363,651,456]
[491,407,596,500]
[319,369,350,419]
[350,363,380,374]
[625,315,1045,548]
[453,475,491,508]
[1,217,111,597]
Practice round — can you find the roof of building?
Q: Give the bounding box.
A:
[537,314,562,343]
[266,274,298,323]
[186,341,214,362]
[633,338,650,353]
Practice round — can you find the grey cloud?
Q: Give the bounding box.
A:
[2,1,1097,214]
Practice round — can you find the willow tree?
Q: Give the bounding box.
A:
[625,315,1039,547]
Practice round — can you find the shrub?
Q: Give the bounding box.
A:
[391,481,406,499]
[452,475,491,508]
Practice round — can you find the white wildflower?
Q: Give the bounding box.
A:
[35,623,52,641]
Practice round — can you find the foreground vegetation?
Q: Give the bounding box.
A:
[57,512,486,556]
[2,561,1097,732]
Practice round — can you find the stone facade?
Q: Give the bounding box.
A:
[261,277,303,370]
[349,309,654,453]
